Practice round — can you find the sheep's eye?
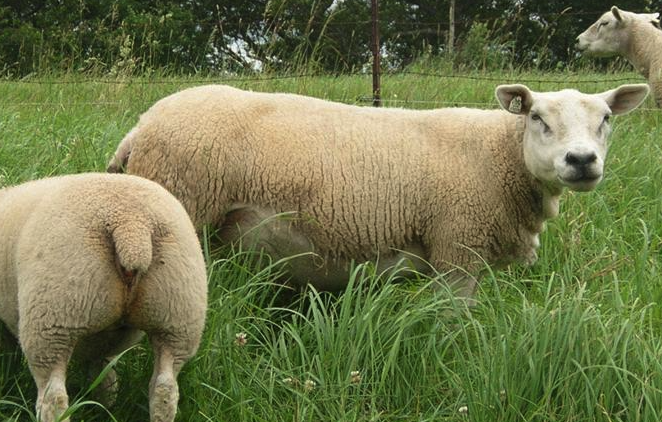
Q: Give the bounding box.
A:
[598,21,608,28]
[531,113,551,133]
[601,114,611,129]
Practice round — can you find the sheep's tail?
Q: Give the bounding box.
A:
[112,221,153,281]
[107,128,137,173]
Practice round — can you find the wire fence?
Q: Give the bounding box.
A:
[2,69,645,85]
[0,70,657,111]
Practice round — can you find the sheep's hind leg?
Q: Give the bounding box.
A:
[20,304,79,422]
[147,334,193,422]
[23,342,73,422]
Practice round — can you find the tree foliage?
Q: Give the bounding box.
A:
[0,0,660,76]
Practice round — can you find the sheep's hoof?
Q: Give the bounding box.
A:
[38,387,69,422]
[149,374,179,422]
[90,366,119,408]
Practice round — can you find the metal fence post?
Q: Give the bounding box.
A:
[448,0,455,55]
[371,0,381,107]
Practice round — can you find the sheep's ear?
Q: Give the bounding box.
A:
[639,12,660,24]
[600,84,649,115]
[611,5,623,21]
[495,84,533,115]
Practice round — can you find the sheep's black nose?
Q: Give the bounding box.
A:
[565,151,597,166]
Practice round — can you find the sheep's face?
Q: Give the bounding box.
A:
[496,83,649,192]
[576,7,661,56]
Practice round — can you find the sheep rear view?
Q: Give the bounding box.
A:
[0,173,207,422]
[108,83,648,296]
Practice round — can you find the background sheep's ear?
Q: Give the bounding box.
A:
[495,84,533,115]
[600,84,649,115]
[611,6,623,21]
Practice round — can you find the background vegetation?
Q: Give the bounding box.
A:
[2,0,662,76]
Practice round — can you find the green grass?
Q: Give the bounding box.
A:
[0,70,661,421]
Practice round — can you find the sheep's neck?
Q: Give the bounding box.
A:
[538,182,561,219]
[502,118,556,233]
[625,21,662,78]
[513,116,557,221]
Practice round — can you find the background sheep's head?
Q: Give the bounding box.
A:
[495,83,649,192]
[575,6,661,57]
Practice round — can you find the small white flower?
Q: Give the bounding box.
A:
[234,332,247,346]
[304,379,316,392]
[458,405,468,415]
[350,370,362,384]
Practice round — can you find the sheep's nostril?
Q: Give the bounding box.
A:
[565,152,597,166]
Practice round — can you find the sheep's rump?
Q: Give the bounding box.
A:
[0,172,207,422]
[0,173,206,337]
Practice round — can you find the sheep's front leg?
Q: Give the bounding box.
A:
[80,327,144,408]
[87,357,119,408]
[426,224,485,306]
[0,323,18,352]
[436,270,478,303]
[649,75,662,107]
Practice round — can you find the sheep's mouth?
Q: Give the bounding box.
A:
[559,174,602,191]
[574,45,616,58]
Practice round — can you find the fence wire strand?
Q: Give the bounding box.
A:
[4,99,660,112]
[0,71,655,111]
[0,70,646,85]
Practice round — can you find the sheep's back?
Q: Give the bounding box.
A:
[126,85,520,258]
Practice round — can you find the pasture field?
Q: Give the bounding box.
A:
[0,70,661,421]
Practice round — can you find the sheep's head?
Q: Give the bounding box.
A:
[496,83,649,192]
[576,6,661,56]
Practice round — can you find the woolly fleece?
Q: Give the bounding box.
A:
[107,84,645,294]
[0,173,207,422]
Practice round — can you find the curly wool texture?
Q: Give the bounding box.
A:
[623,18,662,105]
[0,173,207,422]
[109,85,554,290]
